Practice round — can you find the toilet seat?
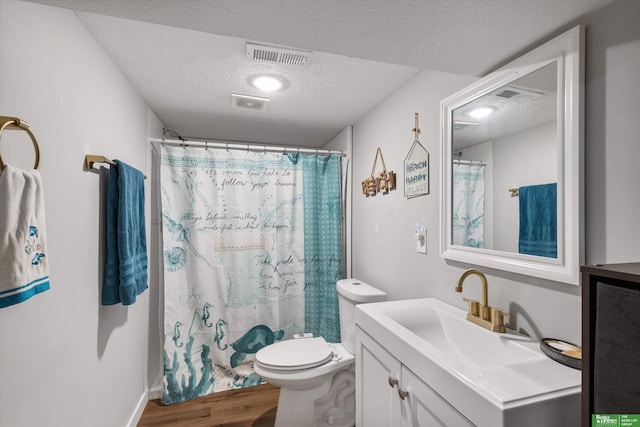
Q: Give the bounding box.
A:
[255,337,334,371]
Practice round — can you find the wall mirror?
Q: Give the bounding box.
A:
[440,26,583,285]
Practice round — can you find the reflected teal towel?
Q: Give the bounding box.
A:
[103,160,148,305]
[518,183,557,258]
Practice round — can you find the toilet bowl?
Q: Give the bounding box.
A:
[254,278,386,427]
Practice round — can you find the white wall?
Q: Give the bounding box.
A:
[0,2,152,426]
[352,68,477,301]
[352,69,583,343]
[324,126,353,278]
[492,121,557,252]
[147,112,165,398]
[584,0,640,264]
[352,0,640,346]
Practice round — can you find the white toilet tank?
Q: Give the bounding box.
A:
[336,278,386,354]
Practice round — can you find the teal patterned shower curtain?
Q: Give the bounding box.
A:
[452,162,485,248]
[160,145,344,404]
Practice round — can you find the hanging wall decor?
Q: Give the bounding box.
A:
[404,113,430,198]
[362,147,396,196]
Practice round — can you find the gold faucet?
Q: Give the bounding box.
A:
[455,269,509,333]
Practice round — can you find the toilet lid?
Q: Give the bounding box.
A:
[256,337,334,371]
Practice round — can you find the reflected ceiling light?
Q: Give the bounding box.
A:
[467,107,496,118]
[248,74,288,92]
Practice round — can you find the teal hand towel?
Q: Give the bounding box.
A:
[518,183,557,258]
[102,161,148,305]
[103,166,120,304]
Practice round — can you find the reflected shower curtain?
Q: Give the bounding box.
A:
[160,146,344,404]
[452,163,485,248]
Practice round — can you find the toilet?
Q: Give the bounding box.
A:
[254,278,386,427]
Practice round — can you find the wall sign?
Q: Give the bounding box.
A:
[404,113,429,198]
[362,147,396,196]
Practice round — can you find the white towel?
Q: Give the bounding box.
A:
[0,165,50,308]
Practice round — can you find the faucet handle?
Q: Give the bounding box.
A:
[462,297,480,317]
[490,307,510,329]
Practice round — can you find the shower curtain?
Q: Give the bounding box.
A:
[452,163,485,248]
[160,145,344,404]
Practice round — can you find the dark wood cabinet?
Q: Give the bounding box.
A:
[581,262,640,426]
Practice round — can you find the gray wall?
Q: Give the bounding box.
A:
[0,2,152,426]
[351,0,640,345]
[584,0,640,264]
[324,127,354,278]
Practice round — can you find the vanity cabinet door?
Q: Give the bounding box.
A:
[355,327,402,427]
[400,365,474,427]
[582,263,640,423]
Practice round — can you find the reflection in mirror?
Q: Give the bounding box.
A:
[451,62,559,257]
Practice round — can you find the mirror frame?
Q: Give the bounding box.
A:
[440,26,584,285]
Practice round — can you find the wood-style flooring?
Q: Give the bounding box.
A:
[138,384,280,427]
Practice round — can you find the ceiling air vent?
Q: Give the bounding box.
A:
[231,93,270,111]
[246,43,312,66]
[490,85,544,103]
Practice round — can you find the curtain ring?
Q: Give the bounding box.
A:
[205,141,209,151]
[0,117,40,170]
[226,143,229,152]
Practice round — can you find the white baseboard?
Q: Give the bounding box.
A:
[127,389,149,427]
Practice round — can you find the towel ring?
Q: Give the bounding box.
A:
[0,116,40,170]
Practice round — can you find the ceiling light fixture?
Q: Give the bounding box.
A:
[248,74,288,92]
[467,106,496,119]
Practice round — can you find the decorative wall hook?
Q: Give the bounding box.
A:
[412,112,421,140]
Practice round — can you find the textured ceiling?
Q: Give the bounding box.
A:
[74,12,419,147]
[26,0,613,147]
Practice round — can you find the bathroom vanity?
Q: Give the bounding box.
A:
[355,298,581,427]
[356,328,473,426]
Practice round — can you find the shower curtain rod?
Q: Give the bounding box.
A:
[453,159,487,166]
[148,137,345,156]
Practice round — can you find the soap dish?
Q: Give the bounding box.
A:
[540,338,582,370]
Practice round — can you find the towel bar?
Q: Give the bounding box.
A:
[85,154,147,179]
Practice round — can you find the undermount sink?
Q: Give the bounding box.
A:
[355,298,581,426]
